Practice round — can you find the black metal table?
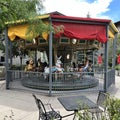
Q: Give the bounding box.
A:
[58,95,97,119]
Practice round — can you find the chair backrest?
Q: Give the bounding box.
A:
[97,91,109,108]
[32,94,47,118]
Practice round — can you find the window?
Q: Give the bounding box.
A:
[77,40,86,44]
[38,38,48,45]
[60,37,70,44]
[25,40,33,45]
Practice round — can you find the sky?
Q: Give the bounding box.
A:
[42,0,120,23]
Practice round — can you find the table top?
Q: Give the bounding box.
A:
[58,95,97,111]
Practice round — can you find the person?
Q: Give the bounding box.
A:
[79,57,89,72]
[98,53,103,66]
[27,59,35,71]
[117,54,120,65]
[37,58,45,72]
[44,62,58,73]
[24,60,29,71]
[69,62,77,72]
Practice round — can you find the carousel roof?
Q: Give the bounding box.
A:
[7,11,118,43]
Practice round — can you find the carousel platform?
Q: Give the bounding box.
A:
[21,72,98,90]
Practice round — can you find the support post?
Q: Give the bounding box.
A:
[5,27,9,89]
[9,41,12,68]
[112,33,117,68]
[104,25,109,92]
[49,17,53,96]
[112,33,118,84]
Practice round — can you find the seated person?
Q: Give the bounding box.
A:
[37,58,45,72]
[88,63,93,72]
[26,59,35,71]
[78,57,89,72]
[24,60,29,71]
[44,62,60,73]
[69,62,78,72]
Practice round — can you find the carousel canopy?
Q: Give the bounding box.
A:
[51,14,118,43]
[7,11,118,43]
[7,14,50,41]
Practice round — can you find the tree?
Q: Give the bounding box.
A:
[0,0,50,40]
[116,34,120,54]
[0,0,44,29]
[0,0,51,68]
[0,0,50,55]
[0,0,62,64]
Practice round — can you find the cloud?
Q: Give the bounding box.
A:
[43,0,113,19]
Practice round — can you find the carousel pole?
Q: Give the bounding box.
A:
[5,27,9,89]
[49,17,53,96]
[9,40,13,68]
[104,25,109,92]
[53,44,57,64]
[112,33,117,85]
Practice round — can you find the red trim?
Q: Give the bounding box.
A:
[51,15,111,23]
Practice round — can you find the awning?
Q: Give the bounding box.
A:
[108,22,119,39]
[51,15,118,43]
[53,21,108,43]
[8,14,50,41]
[8,24,48,41]
[108,30,114,39]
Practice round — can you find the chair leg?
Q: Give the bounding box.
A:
[96,113,99,120]
[73,114,76,120]
[94,112,102,120]
[91,113,97,120]
[39,111,40,120]
[73,111,78,120]
[91,113,94,120]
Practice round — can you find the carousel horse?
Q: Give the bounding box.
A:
[44,56,64,74]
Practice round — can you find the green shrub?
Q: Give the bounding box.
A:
[76,95,120,120]
[106,96,120,120]
[115,65,120,70]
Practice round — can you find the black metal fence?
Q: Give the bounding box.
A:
[6,69,107,95]
[5,66,115,95]
[107,69,115,88]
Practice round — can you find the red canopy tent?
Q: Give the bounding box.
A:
[51,14,111,43]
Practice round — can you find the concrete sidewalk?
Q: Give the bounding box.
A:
[0,76,120,120]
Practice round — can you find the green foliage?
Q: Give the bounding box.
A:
[76,95,120,120]
[0,0,48,57]
[76,110,91,120]
[106,96,120,120]
[116,34,120,54]
[115,65,120,70]
[108,34,120,66]
[0,0,43,29]
[0,41,5,53]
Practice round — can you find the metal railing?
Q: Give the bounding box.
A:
[6,69,106,95]
[107,69,115,88]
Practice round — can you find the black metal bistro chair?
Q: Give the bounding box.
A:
[33,94,62,120]
[33,94,74,120]
[88,91,109,120]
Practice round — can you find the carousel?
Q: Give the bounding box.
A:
[5,12,118,94]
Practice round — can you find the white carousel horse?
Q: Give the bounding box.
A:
[44,56,64,74]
